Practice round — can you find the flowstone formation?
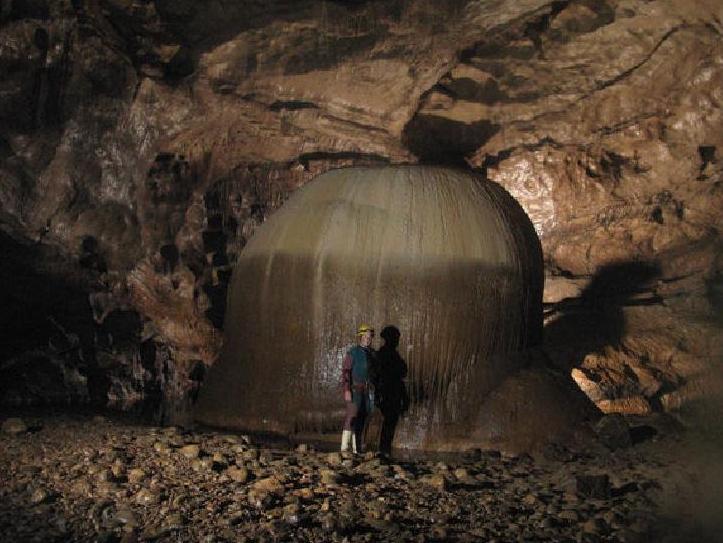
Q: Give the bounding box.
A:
[197,166,596,453]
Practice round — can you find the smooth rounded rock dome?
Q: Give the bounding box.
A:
[196,166,596,453]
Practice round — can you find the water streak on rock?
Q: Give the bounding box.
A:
[195,166,592,452]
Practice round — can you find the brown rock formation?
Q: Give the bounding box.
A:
[196,166,592,453]
[1,0,721,422]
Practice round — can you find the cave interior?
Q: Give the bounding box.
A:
[1,0,722,541]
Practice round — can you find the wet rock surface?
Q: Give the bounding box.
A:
[0,0,721,421]
[0,413,715,542]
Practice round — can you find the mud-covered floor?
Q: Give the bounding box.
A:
[0,413,718,543]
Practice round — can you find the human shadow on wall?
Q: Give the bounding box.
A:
[374,325,409,456]
[543,260,662,373]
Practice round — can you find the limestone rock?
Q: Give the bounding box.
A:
[252,477,284,495]
[326,452,343,466]
[319,469,339,486]
[134,488,159,506]
[595,415,633,450]
[226,466,250,483]
[153,441,171,455]
[422,474,449,491]
[0,0,720,427]
[29,488,50,505]
[2,414,695,541]
[114,507,139,528]
[127,469,146,484]
[179,444,201,459]
[576,474,611,499]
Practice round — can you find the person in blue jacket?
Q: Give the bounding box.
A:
[340,324,376,453]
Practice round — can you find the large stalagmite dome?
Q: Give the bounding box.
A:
[196,166,594,452]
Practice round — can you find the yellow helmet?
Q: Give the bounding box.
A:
[357,323,374,336]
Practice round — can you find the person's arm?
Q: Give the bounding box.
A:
[341,352,353,402]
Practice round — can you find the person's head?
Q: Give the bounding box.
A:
[357,324,375,347]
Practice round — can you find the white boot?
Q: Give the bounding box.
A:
[351,432,358,454]
[340,430,352,452]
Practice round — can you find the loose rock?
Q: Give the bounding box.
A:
[576,474,611,499]
[595,415,633,450]
[227,466,250,483]
[179,444,201,459]
[127,469,146,484]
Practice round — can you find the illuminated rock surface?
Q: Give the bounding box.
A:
[0,0,721,423]
[196,166,596,452]
[1,0,722,537]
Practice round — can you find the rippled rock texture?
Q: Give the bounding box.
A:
[1,0,721,419]
[197,166,595,452]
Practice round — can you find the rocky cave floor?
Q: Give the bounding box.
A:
[0,412,718,543]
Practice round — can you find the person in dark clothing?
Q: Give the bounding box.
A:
[340,324,376,453]
[375,325,408,456]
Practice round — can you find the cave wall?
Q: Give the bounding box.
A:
[0,0,721,420]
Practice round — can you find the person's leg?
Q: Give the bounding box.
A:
[341,399,358,452]
[352,390,368,454]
